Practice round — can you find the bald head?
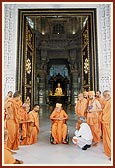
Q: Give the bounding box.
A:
[103,90,111,100]
[78,93,84,101]
[83,91,88,99]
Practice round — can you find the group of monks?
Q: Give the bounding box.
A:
[49,89,111,160]
[3,89,111,164]
[74,90,111,160]
[4,91,40,164]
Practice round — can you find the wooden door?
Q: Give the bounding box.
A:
[82,14,98,91]
[17,16,35,110]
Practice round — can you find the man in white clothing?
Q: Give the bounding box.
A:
[72,116,93,150]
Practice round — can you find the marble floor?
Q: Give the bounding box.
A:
[5,105,112,166]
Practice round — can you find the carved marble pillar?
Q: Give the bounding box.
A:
[97,4,112,93]
[3,4,17,97]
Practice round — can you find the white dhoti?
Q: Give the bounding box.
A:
[72,136,92,148]
[72,123,93,148]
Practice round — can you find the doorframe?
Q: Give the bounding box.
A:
[16,8,99,106]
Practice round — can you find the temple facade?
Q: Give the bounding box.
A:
[3,2,112,106]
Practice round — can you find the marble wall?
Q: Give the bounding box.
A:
[97,4,112,93]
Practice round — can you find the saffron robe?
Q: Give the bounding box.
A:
[102,98,111,158]
[75,98,88,128]
[21,110,39,145]
[5,99,20,150]
[50,108,68,144]
[87,99,102,143]
[4,142,15,164]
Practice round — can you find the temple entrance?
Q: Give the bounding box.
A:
[16,9,99,108]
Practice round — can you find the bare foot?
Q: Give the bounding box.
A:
[15,159,23,164]
[92,142,98,146]
[19,160,23,164]
[109,157,111,161]
[62,140,67,144]
[11,151,17,154]
[53,140,57,144]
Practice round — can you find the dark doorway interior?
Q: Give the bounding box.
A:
[17,9,98,108]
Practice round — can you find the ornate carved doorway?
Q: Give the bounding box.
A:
[17,9,98,107]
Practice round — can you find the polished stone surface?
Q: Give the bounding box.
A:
[12,105,112,166]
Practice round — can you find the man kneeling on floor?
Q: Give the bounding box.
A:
[72,116,93,150]
[50,103,69,144]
